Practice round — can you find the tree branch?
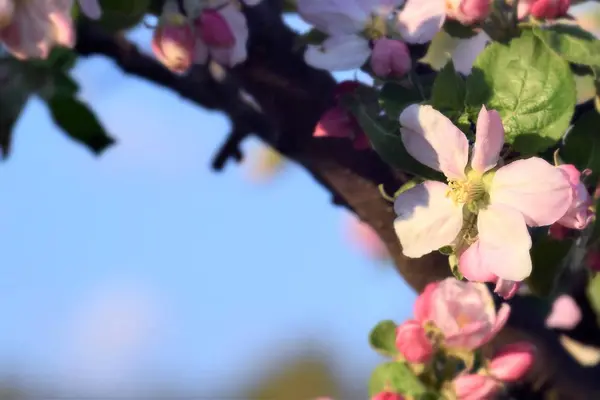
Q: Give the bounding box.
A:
[75,4,600,397]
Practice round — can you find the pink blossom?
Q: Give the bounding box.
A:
[429,278,510,350]
[0,0,14,29]
[394,105,572,282]
[395,320,434,363]
[313,81,369,150]
[370,38,412,78]
[0,0,75,59]
[152,13,196,74]
[555,164,593,230]
[371,392,404,400]
[453,374,502,400]
[193,4,249,66]
[518,0,570,20]
[546,294,582,329]
[446,0,491,25]
[414,282,439,323]
[489,342,535,382]
[298,0,445,71]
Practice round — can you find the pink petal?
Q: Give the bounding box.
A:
[481,302,510,345]
[474,204,533,281]
[414,282,439,323]
[471,106,505,173]
[546,294,582,330]
[399,105,469,180]
[395,0,446,44]
[393,181,464,258]
[494,278,519,300]
[458,241,498,282]
[491,158,573,227]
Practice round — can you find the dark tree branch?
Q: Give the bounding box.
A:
[74,4,600,397]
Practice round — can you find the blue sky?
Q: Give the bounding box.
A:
[0,15,415,397]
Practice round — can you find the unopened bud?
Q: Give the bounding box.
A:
[152,12,196,74]
[447,0,491,25]
[453,374,501,399]
[489,342,535,382]
[395,320,433,363]
[196,10,235,48]
[370,38,411,78]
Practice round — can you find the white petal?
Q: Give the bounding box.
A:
[394,181,464,258]
[297,0,370,35]
[490,158,573,227]
[395,0,446,44]
[304,35,371,71]
[451,31,490,75]
[476,204,533,281]
[399,104,469,180]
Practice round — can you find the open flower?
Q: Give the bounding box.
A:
[394,105,572,281]
[298,0,446,71]
[409,278,509,351]
[0,0,101,59]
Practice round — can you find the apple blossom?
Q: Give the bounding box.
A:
[395,320,434,363]
[493,278,519,300]
[428,278,510,350]
[372,392,404,400]
[453,374,502,400]
[446,0,491,26]
[370,38,411,78]
[545,294,582,329]
[152,9,196,74]
[518,0,570,20]
[298,0,447,71]
[193,3,249,66]
[556,164,593,230]
[0,0,102,59]
[394,104,572,281]
[488,342,535,382]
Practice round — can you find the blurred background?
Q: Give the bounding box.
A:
[0,14,412,400]
[2,4,600,399]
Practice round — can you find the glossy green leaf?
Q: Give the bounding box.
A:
[379,82,423,120]
[532,25,600,68]
[46,96,115,154]
[431,60,466,119]
[443,19,478,39]
[369,320,398,357]
[528,236,573,297]
[93,0,150,32]
[368,362,427,397]
[465,31,576,154]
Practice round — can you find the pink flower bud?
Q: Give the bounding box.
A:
[371,391,404,400]
[313,105,369,150]
[370,38,411,78]
[489,342,535,382]
[546,294,581,330]
[413,282,438,323]
[493,278,519,300]
[453,374,501,400]
[152,14,196,74]
[447,0,491,25]
[522,0,570,20]
[556,164,593,230]
[0,0,14,29]
[395,320,433,363]
[197,10,235,48]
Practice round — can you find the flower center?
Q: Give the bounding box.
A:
[446,179,486,206]
[363,14,388,40]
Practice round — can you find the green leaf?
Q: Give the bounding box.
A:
[528,236,573,297]
[46,96,115,154]
[586,273,600,325]
[0,60,33,158]
[93,0,150,32]
[346,99,443,181]
[532,25,600,68]
[369,320,398,357]
[431,60,466,119]
[379,82,423,120]
[561,111,600,182]
[368,362,427,397]
[443,19,478,39]
[465,31,576,154]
